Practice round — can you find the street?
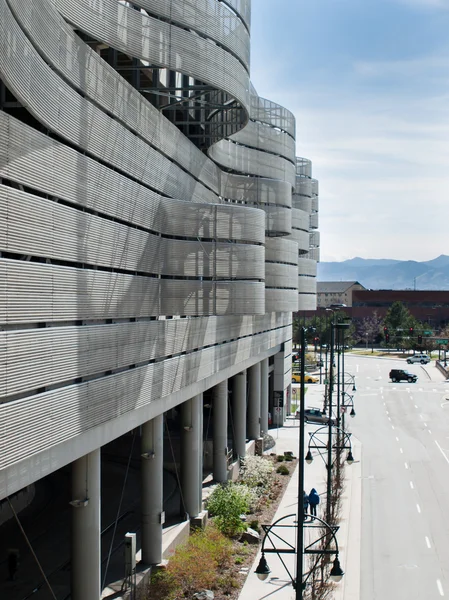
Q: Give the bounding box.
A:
[348,355,449,599]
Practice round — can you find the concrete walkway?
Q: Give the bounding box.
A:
[239,383,362,600]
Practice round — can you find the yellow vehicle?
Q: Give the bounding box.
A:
[291,373,319,384]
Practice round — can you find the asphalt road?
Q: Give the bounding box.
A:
[347,354,449,600]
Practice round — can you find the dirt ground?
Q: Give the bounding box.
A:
[211,456,298,600]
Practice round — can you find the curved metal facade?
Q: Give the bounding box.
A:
[0,0,318,488]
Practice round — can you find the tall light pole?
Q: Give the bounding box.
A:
[295,326,306,598]
[326,323,334,524]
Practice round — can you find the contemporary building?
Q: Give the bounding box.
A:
[0,1,319,598]
[317,281,366,308]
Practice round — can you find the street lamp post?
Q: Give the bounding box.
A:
[296,326,307,597]
[255,325,344,597]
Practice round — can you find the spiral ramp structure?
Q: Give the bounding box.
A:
[290,157,320,310]
[0,1,318,593]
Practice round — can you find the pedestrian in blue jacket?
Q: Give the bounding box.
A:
[308,488,320,516]
[303,490,309,519]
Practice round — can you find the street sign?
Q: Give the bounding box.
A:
[436,339,449,345]
[424,330,433,335]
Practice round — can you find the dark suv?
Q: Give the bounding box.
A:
[389,369,418,383]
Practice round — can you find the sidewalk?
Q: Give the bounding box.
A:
[239,383,362,600]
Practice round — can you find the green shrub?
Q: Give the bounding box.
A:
[276,464,289,475]
[206,483,255,536]
[148,526,232,599]
[249,519,260,532]
[276,455,285,462]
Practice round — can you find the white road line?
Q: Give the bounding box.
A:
[417,504,421,513]
[419,414,424,420]
[437,579,444,596]
[415,404,418,409]
[435,440,449,465]
[386,410,389,415]
[396,437,399,442]
[392,425,395,430]
[424,422,427,427]
[429,430,432,434]
[410,481,414,489]
[405,462,409,469]
[388,417,391,421]
[425,537,431,549]
[400,448,403,454]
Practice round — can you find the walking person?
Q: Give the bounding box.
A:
[308,488,320,517]
[303,490,309,520]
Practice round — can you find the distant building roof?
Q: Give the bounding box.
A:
[317,281,364,293]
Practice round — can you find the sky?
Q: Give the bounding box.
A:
[249,0,449,262]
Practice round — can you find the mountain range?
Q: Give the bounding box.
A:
[317,255,449,290]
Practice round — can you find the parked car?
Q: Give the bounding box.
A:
[295,407,336,426]
[292,373,319,384]
[389,369,418,383]
[406,354,430,364]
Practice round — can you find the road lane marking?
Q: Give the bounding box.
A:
[437,579,444,596]
[415,404,418,409]
[405,462,409,469]
[425,537,431,549]
[392,425,395,430]
[388,417,391,421]
[419,414,424,420]
[410,481,414,489]
[386,410,389,415]
[400,448,403,454]
[429,430,432,434]
[435,440,449,465]
[396,437,399,442]
[417,504,421,513]
[424,422,427,427]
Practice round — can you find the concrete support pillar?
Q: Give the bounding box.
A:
[248,362,261,440]
[71,449,101,600]
[141,414,164,565]
[260,358,269,436]
[213,380,228,483]
[232,370,247,458]
[181,394,203,518]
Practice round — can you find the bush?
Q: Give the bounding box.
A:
[206,483,256,536]
[276,455,285,462]
[239,455,274,493]
[249,519,260,532]
[147,526,233,599]
[276,464,289,475]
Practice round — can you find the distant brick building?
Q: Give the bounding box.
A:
[300,289,449,331]
[351,290,449,329]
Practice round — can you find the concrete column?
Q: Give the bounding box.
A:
[71,449,101,600]
[213,380,228,483]
[248,362,261,440]
[141,414,164,565]
[260,358,269,436]
[232,369,247,458]
[181,394,203,518]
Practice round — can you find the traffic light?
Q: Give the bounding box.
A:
[292,353,300,363]
[418,334,423,344]
[385,333,390,343]
[409,327,414,337]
